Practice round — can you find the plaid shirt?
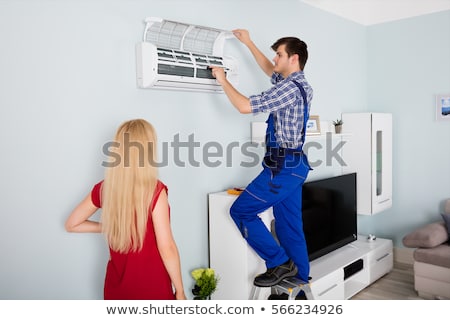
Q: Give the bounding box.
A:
[250,71,313,149]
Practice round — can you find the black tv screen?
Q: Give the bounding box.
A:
[302,173,357,261]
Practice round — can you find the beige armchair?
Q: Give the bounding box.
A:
[402,199,450,299]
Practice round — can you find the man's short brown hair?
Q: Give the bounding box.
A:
[271,37,308,70]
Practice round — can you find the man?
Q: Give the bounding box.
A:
[211,29,313,287]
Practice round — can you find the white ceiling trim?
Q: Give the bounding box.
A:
[300,0,450,25]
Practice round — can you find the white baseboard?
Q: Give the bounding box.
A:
[394,246,414,265]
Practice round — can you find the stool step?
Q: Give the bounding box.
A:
[250,277,314,300]
[273,277,313,300]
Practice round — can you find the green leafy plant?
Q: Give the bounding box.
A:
[333,119,343,126]
[191,268,219,300]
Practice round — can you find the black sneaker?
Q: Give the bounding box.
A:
[254,259,298,287]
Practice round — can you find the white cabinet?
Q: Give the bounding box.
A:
[341,113,392,215]
[208,192,273,300]
[309,269,344,299]
[208,192,393,300]
[309,235,393,299]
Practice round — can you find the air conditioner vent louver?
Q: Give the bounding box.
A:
[136,17,238,93]
[158,64,194,77]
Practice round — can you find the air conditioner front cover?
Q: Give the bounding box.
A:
[136,17,238,92]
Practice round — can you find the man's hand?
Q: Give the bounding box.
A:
[232,29,252,46]
[210,66,251,114]
[232,28,274,77]
[210,66,227,85]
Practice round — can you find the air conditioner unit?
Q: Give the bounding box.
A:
[136,17,238,93]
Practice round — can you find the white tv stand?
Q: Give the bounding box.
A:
[208,191,393,300]
[308,235,393,299]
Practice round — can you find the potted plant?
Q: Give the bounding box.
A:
[191,268,219,300]
[333,119,343,134]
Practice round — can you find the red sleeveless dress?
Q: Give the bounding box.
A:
[91,180,175,300]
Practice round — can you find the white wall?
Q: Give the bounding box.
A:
[358,10,450,245]
[0,0,368,299]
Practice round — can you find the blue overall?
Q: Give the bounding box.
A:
[230,81,312,282]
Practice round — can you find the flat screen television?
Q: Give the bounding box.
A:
[302,173,357,261]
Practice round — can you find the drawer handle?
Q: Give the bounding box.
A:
[318,283,338,296]
[376,253,390,262]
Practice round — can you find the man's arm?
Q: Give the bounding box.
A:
[233,29,274,77]
[211,67,251,114]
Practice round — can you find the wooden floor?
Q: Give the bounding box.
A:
[351,262,424,300]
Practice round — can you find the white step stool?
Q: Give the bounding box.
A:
[249,277,314,300]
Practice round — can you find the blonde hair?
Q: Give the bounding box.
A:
[101,119,158,253]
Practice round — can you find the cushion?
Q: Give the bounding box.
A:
[414,244,450,269]
[402,222,448,248]
[442,212,450,237]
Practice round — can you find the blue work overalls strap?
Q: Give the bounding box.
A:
[230,80,312,282]
[292,80,310,147]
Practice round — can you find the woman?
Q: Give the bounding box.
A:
[65,119,186,300]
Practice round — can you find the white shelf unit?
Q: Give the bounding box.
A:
[251,121,351,144]
[208,191,274,300]
[251,121,352,180]
[309,235,393,299]
[208,192,393,300]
